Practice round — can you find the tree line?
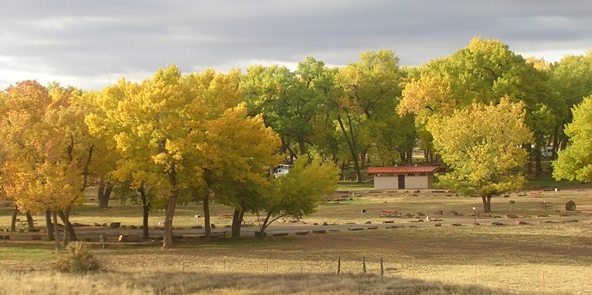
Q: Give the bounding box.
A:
[1,37,591,247]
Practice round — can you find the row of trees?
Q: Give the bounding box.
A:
[1,37,591,244]
[0,68,338,249]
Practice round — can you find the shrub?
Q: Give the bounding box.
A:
[54,241,101,273]
[565,200,576,211]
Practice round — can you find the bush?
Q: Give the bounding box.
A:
[54,241,101,273]
[565,200,576,211]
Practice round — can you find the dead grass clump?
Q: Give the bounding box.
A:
[54,241,101,274]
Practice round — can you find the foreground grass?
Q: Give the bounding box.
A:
[1,186,591,294]
[1,222,590,294]
[0,271,509,295]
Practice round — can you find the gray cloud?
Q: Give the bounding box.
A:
[1,0,591,89]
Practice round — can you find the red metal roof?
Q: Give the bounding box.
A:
[367,166,439,175]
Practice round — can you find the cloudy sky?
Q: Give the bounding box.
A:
[1,0,591,90]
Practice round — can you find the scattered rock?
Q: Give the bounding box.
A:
[413,190,420,193]
[509,200,515,204]
[515,221,529,225]
[313,223,318,225]
[408,225,417,228]
[296,231,310,236]
[416,212,426,217]
[348,227,365,231]
[404,213,414,218]
[541,220,559,224]
[538,214,550,217]
[565,200,576,211]
[94,223,102,227]
[562,219,579,223]
[383,220,394,224]
[191,225,203,229]
[448,211,459,216]
[109,222,121,229]
[367,226,378,230]
[118,234,128,242]
[492,215,503,218]
[273,232,289,236]
[365,221,372,224]
[433,210,444,215]
[491,222,505,226]
[72,223,91,227]
[505,214,519,219]
[328,229,340,233]
[452,223,462,226]
[129,225,137,229]
[385,225,401,229]
[434,223,442,227]
[312,229,327,234]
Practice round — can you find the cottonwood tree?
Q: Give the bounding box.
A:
[427,98,532,212]
[0,81,89,247]
[200,104,282,239]
[399,38,549,172]
[553,96,592,182]
[87,67,196,249]
[334,49,408,181]
[549,52,592,156]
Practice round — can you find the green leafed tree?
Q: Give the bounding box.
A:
[553,96,592,182]
[256,156,339,236]
[427,98,532,212]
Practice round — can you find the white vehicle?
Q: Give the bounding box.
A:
[272,164,291,178]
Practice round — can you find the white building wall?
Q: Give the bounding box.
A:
[404,175,430,189]
[373,176,398,189]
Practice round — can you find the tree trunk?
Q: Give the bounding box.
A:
[552,125,559,161]
[298,138,307,156]
[203,195,211,238]
[481,195,492,212]
[231,208,244,239]
[140,187,150,240]
[52,210,60,252]
[10,206,18,232]
[45,210,54,241]
[360,147,368,168]
[58,209,77,244]
[337,115,362,183]
[162,170,178,249]
[26,212,35,229]
[98,181,114,209]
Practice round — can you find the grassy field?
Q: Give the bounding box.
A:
[0,184,591,294]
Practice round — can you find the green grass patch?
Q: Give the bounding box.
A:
[0,245,54,261]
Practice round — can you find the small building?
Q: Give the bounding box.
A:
[367,166,439,189]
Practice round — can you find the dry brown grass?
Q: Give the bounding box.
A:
[1,186,591,294]
[0,271,514,295]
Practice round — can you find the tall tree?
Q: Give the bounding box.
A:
[0,81,88,247]
[334,49,408,181]
[87,67,195,249]
[427,98,532,212]
[553,96,592,182]
[399,38,549,171]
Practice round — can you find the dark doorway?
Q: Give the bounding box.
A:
[398,175,405,189]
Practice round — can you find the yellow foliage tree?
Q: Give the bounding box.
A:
[427,98,532,212]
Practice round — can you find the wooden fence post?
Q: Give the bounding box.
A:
[363,257,366,274]
[380,257,384,276]
[337,256,341,275]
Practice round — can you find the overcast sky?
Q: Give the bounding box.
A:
[1,0,591,90]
